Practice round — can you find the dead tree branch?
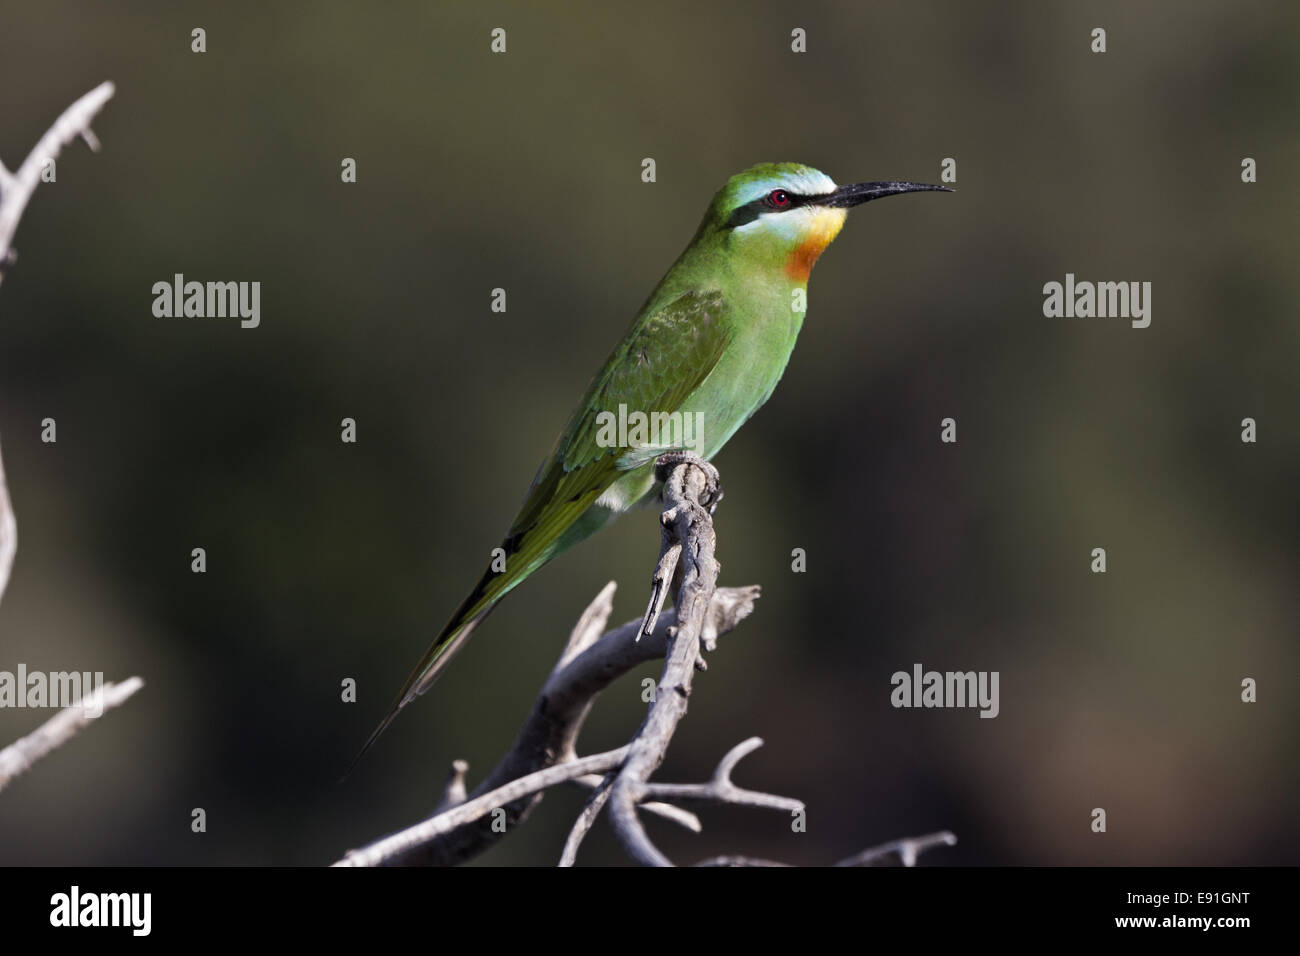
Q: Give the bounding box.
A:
[0,81,116,609]
[834,830,959,867]
[0,676,145,794]
[337,455,955,867]
[334,579,761,866]
[333,747,631,867]
[0,85,143,799]
[0,442,14,603]
[0,81,115,286]
[606,455,734,866]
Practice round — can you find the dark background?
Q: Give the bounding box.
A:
[0,0,1296,866]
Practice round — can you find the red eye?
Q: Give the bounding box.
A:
[766,189,791,208]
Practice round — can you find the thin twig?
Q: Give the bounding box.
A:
[637,538,681,641]
[561,580,616,666]
[0,82,116,610]
[333,746,631,867]
[835,830,959,867]
[560,773,614,867]
[571,771,701,832]
[0,85,138,806]
[0,440,14,604]
[693,831,958,867]
[0,677,145,793]
[641,737,803,813]
[0,81,115,286]
[432,759,469,814]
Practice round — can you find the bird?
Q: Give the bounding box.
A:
[356,162,949,763]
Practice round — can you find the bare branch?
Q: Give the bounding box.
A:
[0,81,115,286]
[693,856,793,867]
[432,759,469,814]
[641,737,803,813]
[0,85,144,810]
[0,82,116,612]
[337,582,758,866]
[0,440,14,603]
[561,773,704,868]
[835,830,959,867]
[637,537,681,641]
[607,455,723,866]
[571,771,701,832]
[561,580,616,666]
[333,746,630,867]
[0,677,144,793]
[562,768,706,867]
[337,457,955,868]
[560,773,614,867]
[693,831,958,867]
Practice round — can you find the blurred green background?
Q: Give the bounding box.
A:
[0,0,1296,866]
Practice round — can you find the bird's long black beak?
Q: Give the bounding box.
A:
[822,181,952,208]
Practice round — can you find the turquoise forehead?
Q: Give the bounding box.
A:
[717,163,838,211]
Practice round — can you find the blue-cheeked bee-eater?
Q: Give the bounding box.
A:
[357,162,949,762]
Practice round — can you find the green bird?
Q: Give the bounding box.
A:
[358,162,948,760]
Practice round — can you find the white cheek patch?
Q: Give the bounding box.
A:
[736,205,821,242]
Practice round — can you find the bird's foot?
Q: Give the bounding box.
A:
[654,451,723,514]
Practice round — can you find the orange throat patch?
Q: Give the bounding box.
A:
[784,207,847,281]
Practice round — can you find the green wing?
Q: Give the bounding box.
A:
[514,287,731,534]
[354,289,733,763]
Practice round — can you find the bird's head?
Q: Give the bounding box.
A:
[704,162,950,282]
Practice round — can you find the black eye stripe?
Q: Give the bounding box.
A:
[723,202,765,230]
[723,190,821,229]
